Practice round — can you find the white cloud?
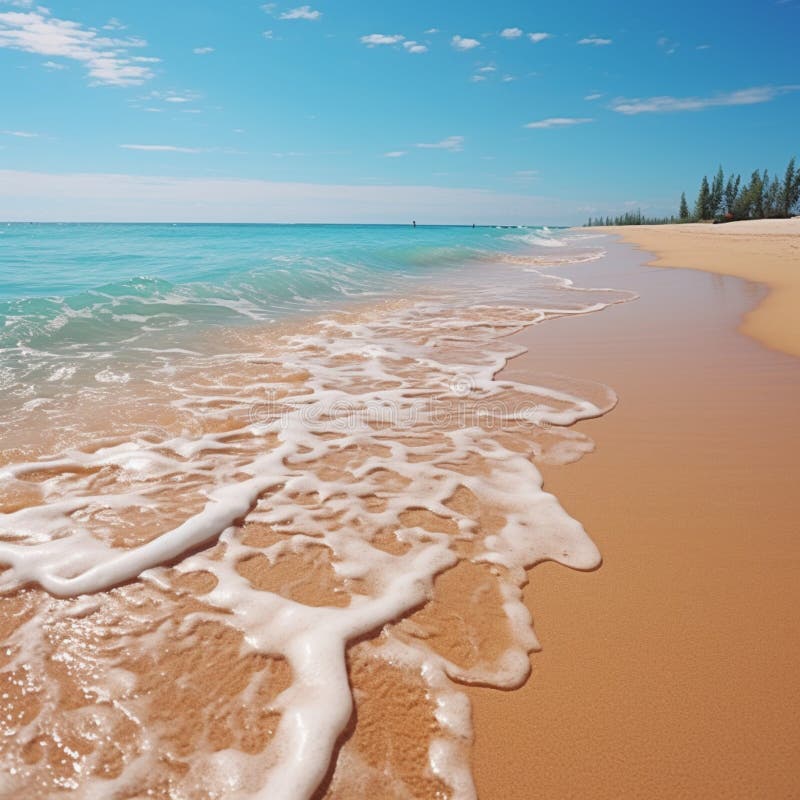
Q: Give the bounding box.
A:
[359,34,426,54]
[424,28,439,34]
[470,74,486,82]
[1,129,38,137]
[696,44,711,50]
[279,6,321,20]
[611,85,798,114]
[384,150,407,158]
[478,65,496,72]
[102,18,126,31]
[657,36,678,55]
[524,117,593,129]
[578,36,612,46]
[0,7,157,85]
[528,32,552,43]
[263,30,274,39]
[360,33,404,47]
[42,59,65,69]
[451,35,480,51]
[0,169,579,225]
[145,90,200,106]
[584,92,603,101]
[416,135,464,151]
[120,144,204,153]
[193,46,214,55]
[500,27,522,39]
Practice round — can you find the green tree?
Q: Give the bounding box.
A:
[753,171,766,218]
[695,175,711,220]
[781,157,800,217]
[764,174,781,218]
[734,171,764,219]
[710,165,724,218]
[679,192,690,221]
[723,174,741,217]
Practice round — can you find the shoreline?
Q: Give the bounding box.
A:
[0,229,624,798]
[2,224,798,796]
[469,233,800,798]
[602,218,800,357]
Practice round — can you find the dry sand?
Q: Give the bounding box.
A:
[606,218,800,356]
[469,233,800,798]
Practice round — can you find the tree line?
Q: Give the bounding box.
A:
[586,156,800,227]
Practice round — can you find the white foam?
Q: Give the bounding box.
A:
[0,260,636,798]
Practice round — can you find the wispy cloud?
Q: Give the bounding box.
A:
[193,46,214,55]
[578,36,612,46]
[424,28,439,34]
[279,6,321,20]
[524,117,593,129]
[528,32,552,43]
[500,27,522,39]
[144,90,201,107]
[120,144,204,153]
[360,33,404,47]
[696,43,711,50]
[0,169,577,225]
[657,36,678,55]
[416,135,464,151]
[383,150,406,158]
[42,59,65,70]
[0,7,157,86]
[451,35,480,51]
[360,34,427,53]
[102,18,126,31]
[584,92,603,101]
[1,129,39,137]
[611,85,798,114]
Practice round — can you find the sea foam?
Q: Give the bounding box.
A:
[0,229,632,798]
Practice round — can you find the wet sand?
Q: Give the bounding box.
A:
[607,218,800,356]
[469,238,800,798]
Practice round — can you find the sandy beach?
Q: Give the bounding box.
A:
[470,222,800,798]
[1,221,798,798]
[607,219,800,356]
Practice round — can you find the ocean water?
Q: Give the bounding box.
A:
[0,223,632,798]
[0,223,593,394]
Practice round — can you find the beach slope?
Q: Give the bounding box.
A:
[607,218,800,356]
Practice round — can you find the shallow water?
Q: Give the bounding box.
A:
[0,224,634,798]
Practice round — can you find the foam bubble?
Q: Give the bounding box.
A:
[0,252,635,797]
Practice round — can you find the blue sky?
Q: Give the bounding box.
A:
[0,0,797,224]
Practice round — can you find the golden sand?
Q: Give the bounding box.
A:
[607,218,800,356]
[2,227,798,797]
[470,235,800,798]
